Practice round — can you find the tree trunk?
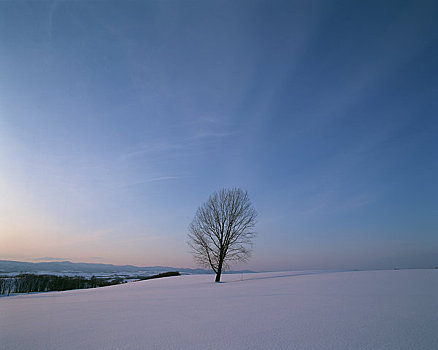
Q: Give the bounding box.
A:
[215,270,222,282]
[215,259,223,282]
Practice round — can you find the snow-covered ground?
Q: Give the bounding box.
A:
[1,269,436,349]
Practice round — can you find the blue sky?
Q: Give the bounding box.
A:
[0,0,437,270]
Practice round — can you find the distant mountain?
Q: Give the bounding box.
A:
[0,260,253,275]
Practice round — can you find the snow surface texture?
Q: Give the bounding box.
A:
[1,270,437,350]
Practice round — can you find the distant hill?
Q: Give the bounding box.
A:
[0,260,253,275]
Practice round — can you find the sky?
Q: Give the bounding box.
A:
[0,0,437,271]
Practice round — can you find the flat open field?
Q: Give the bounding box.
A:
[1,269,437,349]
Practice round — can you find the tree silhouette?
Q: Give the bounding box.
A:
[188,188,257,282]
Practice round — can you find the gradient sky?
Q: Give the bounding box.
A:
[1,0,437,271]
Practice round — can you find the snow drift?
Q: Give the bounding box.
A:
[1,269,437,349]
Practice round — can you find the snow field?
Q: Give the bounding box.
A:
[1,269,437,349]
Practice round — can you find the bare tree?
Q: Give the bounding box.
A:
[188,188,257,282]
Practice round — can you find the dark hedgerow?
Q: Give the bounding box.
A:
[0,271,180,295]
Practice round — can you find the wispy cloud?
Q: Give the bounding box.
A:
[46,0,58,43]
[296,188,381,219]
[119,176,184,189]
[187,130,236,140]
[117,123,236,162]
[118,142,184,162]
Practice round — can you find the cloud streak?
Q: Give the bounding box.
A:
[119,176,185,189]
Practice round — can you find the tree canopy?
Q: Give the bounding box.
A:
[188,188,257,282]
